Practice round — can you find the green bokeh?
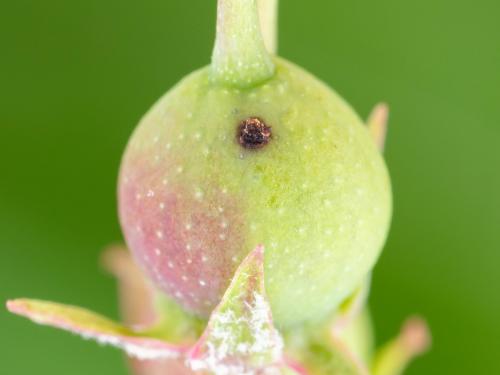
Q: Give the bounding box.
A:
[1,1,498,374]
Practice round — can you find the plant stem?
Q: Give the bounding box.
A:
[211,0,275,87]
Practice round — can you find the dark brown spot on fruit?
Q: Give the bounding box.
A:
[237,117,272,149]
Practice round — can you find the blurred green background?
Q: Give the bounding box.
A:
[1,1,499,374]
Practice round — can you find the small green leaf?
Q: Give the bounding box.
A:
[371,317,431,375]
[367,103,389,152]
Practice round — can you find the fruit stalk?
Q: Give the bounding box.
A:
[211,0,275,87]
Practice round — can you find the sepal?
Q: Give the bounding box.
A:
[6,299,187,360]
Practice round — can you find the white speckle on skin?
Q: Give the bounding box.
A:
[232,256,238,263]
[154,248,161,256]
[186,244,192,251]
[199,280,206,286]
[220,221,228,228]
[334,176,344,184]
[187,258,193,264]
[299,265,305,275]
[219,233,226,241]
[156,230,164,239]
[165,143,172,150]
[153,136,159,144]
[194,132,201,140]
[159,202,165,210]
[176,166,183,174]
[162,178,168,185]
[195,190,204,200]
[182,275,188,282]
[175,291,183,299]
[202,255,208,263]
[178,133,185,140]
[147,189,155,197]
[185,223,192,231]
[135,193,142,201]
[168,261,174,269]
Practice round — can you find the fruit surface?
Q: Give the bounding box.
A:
[118,57,391,327]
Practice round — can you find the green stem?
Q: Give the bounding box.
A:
[258,0,278,54]
[211,0,275,87]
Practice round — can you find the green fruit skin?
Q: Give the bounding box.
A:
[118,57,392,328]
